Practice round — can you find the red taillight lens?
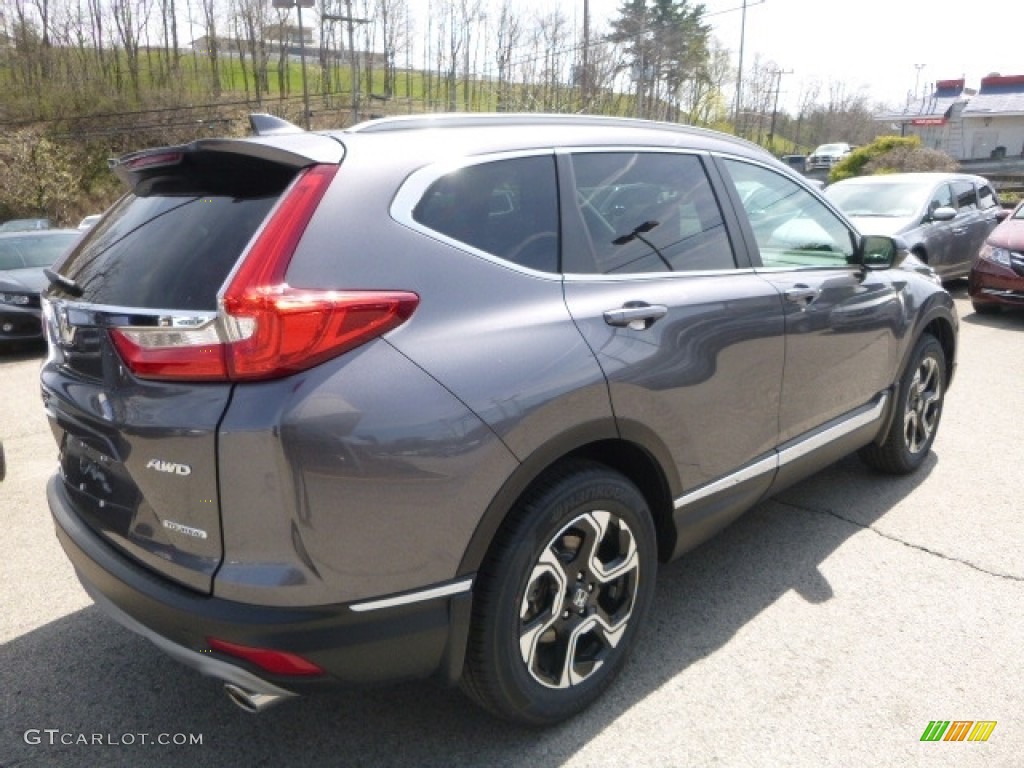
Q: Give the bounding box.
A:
[221,287,419,380]
[206,637,324,676]
[110,164,419,382]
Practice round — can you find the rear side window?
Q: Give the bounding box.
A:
[52,158,295,310]
[568,152,734,274]
[412,155,559,272]
[978,184,998,210]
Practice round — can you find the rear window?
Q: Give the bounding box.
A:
[52,157,297,310]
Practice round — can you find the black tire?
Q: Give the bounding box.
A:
[461,460,657,726]
[971,300,1001,316]
[859,333,946,474]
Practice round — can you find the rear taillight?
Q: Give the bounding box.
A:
[109,164,419,382]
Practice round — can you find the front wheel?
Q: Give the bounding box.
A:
[859,333,946,474]
[461,461,657,725]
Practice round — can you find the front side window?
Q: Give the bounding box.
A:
[952,181,978,211]
[928,183,954,214]
[412,155,559,272]
[568,152,735,274]
[723,159,856,268]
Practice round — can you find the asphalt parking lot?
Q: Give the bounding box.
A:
[1,284,1021,768]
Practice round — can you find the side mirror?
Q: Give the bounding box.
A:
[929,206,956,222]
[995,208,1011,222]
[858,234,908,270]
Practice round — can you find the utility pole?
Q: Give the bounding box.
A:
[272,0,314,130]
[733,0,747,135]
[913,63,925,102]
[581,0,590,108]
[323,1,370,125]
[766,68,792,151]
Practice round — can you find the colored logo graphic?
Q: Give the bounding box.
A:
[920,721,997,742]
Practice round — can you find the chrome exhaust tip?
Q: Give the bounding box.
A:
[224,683,289,713]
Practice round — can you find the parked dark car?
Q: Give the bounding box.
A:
[780,153,807,172]
[0,229,81,346]
[825,172,1005,281]
[969,199,1024,313]
[40,113,957,726]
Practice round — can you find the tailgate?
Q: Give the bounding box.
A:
[41,326,230,593]
[37,136,338,593]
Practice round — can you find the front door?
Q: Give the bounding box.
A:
[718,158,901,444]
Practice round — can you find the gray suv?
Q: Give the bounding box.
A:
[40,114,957,726]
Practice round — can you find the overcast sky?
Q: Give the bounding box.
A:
[545,0,1014,112]
[640,0,1019,111]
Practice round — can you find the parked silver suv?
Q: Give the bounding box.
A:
[40,113,956,726]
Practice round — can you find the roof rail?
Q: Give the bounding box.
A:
[344,112,766,153]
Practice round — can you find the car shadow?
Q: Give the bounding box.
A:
[0,339,46,361]
[962,307,1024,329]
[0,453,935,767]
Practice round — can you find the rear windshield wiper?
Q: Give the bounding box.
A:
[44,268,83,297]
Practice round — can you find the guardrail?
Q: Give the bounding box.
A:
[959,158,1024,197]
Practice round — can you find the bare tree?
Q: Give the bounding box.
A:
[493,0,521,113]
[111,0,153,100]
[377,0,407,99]
[200,0,222,96]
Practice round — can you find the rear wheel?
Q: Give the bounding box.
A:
[971,300,1001,316]
[461,461,656,725]
[859,333,946,474]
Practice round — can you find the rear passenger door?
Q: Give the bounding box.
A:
[559,150,787,552]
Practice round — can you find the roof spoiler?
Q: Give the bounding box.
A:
[249,113,304,136]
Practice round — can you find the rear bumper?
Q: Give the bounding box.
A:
[48,476,473,694]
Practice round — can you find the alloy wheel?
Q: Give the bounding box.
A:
[903,355,942,454]
[518,510,640,689]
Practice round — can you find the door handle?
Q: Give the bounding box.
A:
[952,226,968,235]
[603,303,668,330]
[784,286,820,305]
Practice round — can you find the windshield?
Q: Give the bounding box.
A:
[826,182,934,218]
[814,144,848,155]
[0,232,79,270]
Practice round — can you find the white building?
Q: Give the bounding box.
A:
[876,75,1024,161]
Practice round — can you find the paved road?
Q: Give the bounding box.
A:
[2,285,1022,767]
